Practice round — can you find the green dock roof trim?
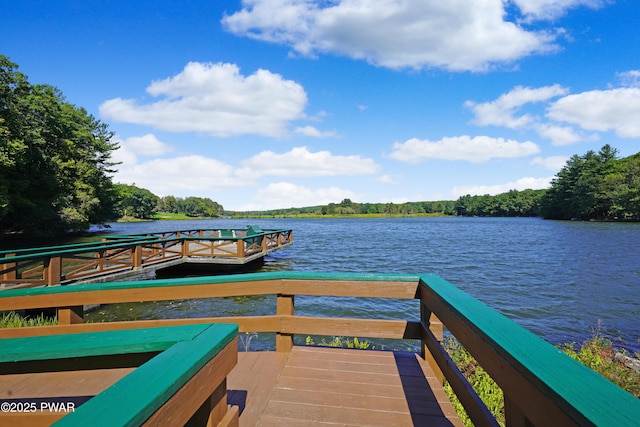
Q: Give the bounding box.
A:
[419,274,640,427]
[0,271,420,299]
[36,323,239,426]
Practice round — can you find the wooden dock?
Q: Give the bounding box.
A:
[0,226,292,289]
[1,272,639,426]
[229,346,461,426]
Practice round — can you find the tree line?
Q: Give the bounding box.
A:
[241,145,640,221]
[539,145,639,220]
[99,185,225,220]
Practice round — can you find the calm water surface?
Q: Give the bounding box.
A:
[85,217,640,352]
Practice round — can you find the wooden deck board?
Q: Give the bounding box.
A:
[228,346,462,427]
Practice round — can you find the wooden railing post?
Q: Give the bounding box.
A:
[236,239,244,258]
[58,306,84,324]
[132,244,142,268]
[1,254,17,281]
[504,397,531,427]
[420,295,444,383]
[44,256,62,286]
[276,294,294,352]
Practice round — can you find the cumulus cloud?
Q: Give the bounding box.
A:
[534,123,591,146]
[513,0,610,21]
[248,182,360,210]
[113,155,244,195]
[465,84,640,144]
[123,134,173,156]
[222,0,558,71]
[100,62,307,137]
[466,84,568,128]
[389,135,540,163]
[530,155,568,171]
[111,134,173,167]
[451,176,553,198]
[374,174,399,184]
[294,125,338,138]
[238,146,380,178]
[547,88,640,138]
[617,70,640,88]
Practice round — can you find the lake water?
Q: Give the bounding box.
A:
[85,217,640,353]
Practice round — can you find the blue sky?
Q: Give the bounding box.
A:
[3,0,639,211]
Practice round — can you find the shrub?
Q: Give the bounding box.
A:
[0,311,57,327]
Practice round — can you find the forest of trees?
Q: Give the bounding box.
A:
[1,55,118,234]
[113,186,225,220]
[539,145,640,220]
[454,189,546,217]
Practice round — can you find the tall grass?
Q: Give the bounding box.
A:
[0,311,57,328]
[443,327,640,427]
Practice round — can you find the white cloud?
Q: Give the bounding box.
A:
[617,70,640,88]
[222,0,557,71]
[374,174,398,184]
[238,146,380,178]
[513,0,610,21]
[451,176,553,198]
[100,62,307,137]
[111,134,173,167]
[247,182,360,210]
[123,134,173,156]
[294,125,338,138]
[530,156,568,171]
[547,88,640,137]
[113,155,244,196]
[389,135,540,163]
[466,84,568,128]
[534,123,587,146]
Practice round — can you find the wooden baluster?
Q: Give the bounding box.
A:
[132,245,142,268]
[1,254,17,281]
[420,296,445,384]
[44,256,62,286]
[58,306,84,324]
[276,294,294,352]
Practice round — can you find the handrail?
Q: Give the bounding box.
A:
[0,272,638,426]
[418,274,640,426]
[0,227,292,288]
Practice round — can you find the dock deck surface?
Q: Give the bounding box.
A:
[228,346,462,426]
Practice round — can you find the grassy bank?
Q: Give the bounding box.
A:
[444,330,640,426]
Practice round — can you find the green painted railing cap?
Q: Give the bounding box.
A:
[0,271,420,299]
[419,274,640,426]
[38,323,239,426]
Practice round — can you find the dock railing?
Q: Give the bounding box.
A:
[0,227,292,288]
[0,272,638,426]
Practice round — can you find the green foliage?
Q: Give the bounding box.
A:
[560,325,640,398]
[454,189,546,217]
[114,183,159,220]
[156,195,224,218]
[539,145,640,220]
[0,55,118,234]
[0,311,57,327]
[305,335,372,349]
[443,328,640,426]
[443,337,505,426]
